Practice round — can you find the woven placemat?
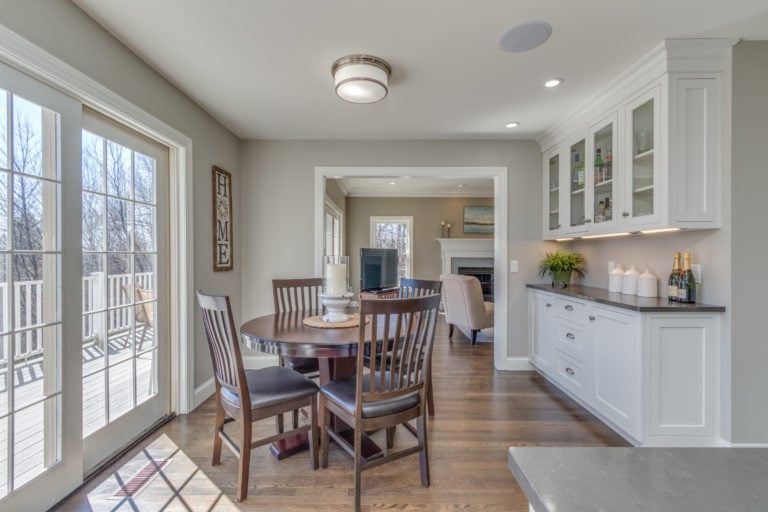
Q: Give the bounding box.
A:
[302,314,368,329]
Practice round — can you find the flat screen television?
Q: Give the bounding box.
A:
[360,248,399,292]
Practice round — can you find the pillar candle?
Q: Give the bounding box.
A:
[326,263,347,295]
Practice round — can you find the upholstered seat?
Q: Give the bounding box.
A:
[220,366,321,410]
[440,273,494,345]
[320,374,420,418]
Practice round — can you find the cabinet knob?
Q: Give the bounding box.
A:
[565,367,575,376]
[565,305,574,311]
[546,303,552,307]
[566,332,576,340]
[556,224,561,229]
[589,315,596,321]
[622,211,630,217]
[585,218,593,223]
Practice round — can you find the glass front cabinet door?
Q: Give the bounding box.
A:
[623,86,661,227]
[543,148,563,238]
[568,137,588,234]
[588,113,618,232]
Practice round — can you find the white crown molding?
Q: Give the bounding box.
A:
[536,38,738,154]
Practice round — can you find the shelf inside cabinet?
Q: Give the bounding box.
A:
[571,187,585,195]
[549,209,559,215]
[549,186,559,192]
[595,178,613,188]
[633,185,654,193]
[634,148,654,161]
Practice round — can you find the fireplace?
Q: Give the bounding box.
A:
[437,238,494,302]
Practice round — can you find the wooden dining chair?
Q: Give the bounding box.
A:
[397,278,441,416]
[196,291,319,502]
[398,278,442,298]
[319,294,440,512]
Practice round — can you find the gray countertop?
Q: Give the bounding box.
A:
[508,447,768,512]
[526,283,726,312]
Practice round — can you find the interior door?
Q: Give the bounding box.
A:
[80,109,170,471]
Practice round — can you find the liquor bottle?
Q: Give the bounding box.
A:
[576,154,585,188]
[594,148,604,183]
[667,252,680,301]
[572,151,579,190]
[677,251,696,303]
[605,148,612,180]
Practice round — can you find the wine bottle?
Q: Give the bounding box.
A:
[667,252,680,301]
[595,148,604,183]
[677,251,696,303]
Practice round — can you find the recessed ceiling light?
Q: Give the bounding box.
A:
[458,184,465,188]
[389,181,396,185]
[506,121,520,128]
[544,78,564,88]
[498,21,552,53]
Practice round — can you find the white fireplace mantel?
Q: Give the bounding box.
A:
[436,238,494,276]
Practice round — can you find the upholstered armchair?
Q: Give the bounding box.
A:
[439,273,494,345]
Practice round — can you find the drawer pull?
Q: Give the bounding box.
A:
[566,332,575,340]
[565,367,575,376]
[564,305,574,311]
[589,315,596,321]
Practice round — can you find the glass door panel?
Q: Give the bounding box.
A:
[631,98,655,218]
[547,153,560,232]
[591,120,615,226]
[569,139,586,228]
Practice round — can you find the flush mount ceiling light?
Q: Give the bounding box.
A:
[332,54,392,104]
[544,78,564,88]
[506,121,520,128]
[498,21,552,53]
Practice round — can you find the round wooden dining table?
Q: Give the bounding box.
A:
[240,309,381,460]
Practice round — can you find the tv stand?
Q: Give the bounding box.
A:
[359,288,399,300]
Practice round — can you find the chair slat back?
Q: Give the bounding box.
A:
[272,278,324,313]
[358,295,440,405]
[196,291,248,406]
[398,278,442,298]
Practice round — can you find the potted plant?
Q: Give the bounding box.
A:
[537,250,586,288]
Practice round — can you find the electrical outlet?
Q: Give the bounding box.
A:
[608,261,616,273]
[692,264,702,284]
[510,260,519,273]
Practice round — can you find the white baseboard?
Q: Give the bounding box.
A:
[192,378,215,410]
[718,439,768,448]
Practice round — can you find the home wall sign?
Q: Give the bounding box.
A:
[212,165,233,271]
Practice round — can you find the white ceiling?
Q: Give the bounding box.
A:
[72,0,768,142]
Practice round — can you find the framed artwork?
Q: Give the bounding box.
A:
[212,166,233,271]
[463,206,494,234]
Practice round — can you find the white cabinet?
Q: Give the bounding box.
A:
[527,287,722,446]
[528,290,555,373]
[592,306,640,439]
[539,39,733,240]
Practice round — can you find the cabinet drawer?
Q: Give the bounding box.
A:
[554,297,589,324]
[556,352,589,397]
[556,321,588,362]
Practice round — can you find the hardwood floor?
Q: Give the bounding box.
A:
[53,315,628,511]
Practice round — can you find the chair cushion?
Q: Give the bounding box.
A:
[320,373,420,419]
[283,356,320,374]
[220,366,318,411]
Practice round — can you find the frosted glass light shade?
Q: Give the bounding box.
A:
[332,55,391,104]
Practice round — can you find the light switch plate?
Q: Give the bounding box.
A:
[510,260,519,273]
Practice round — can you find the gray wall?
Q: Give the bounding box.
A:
[731,41,768,443]
[0,0,242,388]
[239,139,545,360]
[346,196,493,293]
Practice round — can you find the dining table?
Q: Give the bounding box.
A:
[240,309,383,461]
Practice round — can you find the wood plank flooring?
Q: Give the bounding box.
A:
[53,315,628,511]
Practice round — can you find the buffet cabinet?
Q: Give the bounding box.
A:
[528,287,723,446]
[541,39,734,239]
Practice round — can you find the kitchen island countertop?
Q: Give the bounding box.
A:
[508,447,768,512]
